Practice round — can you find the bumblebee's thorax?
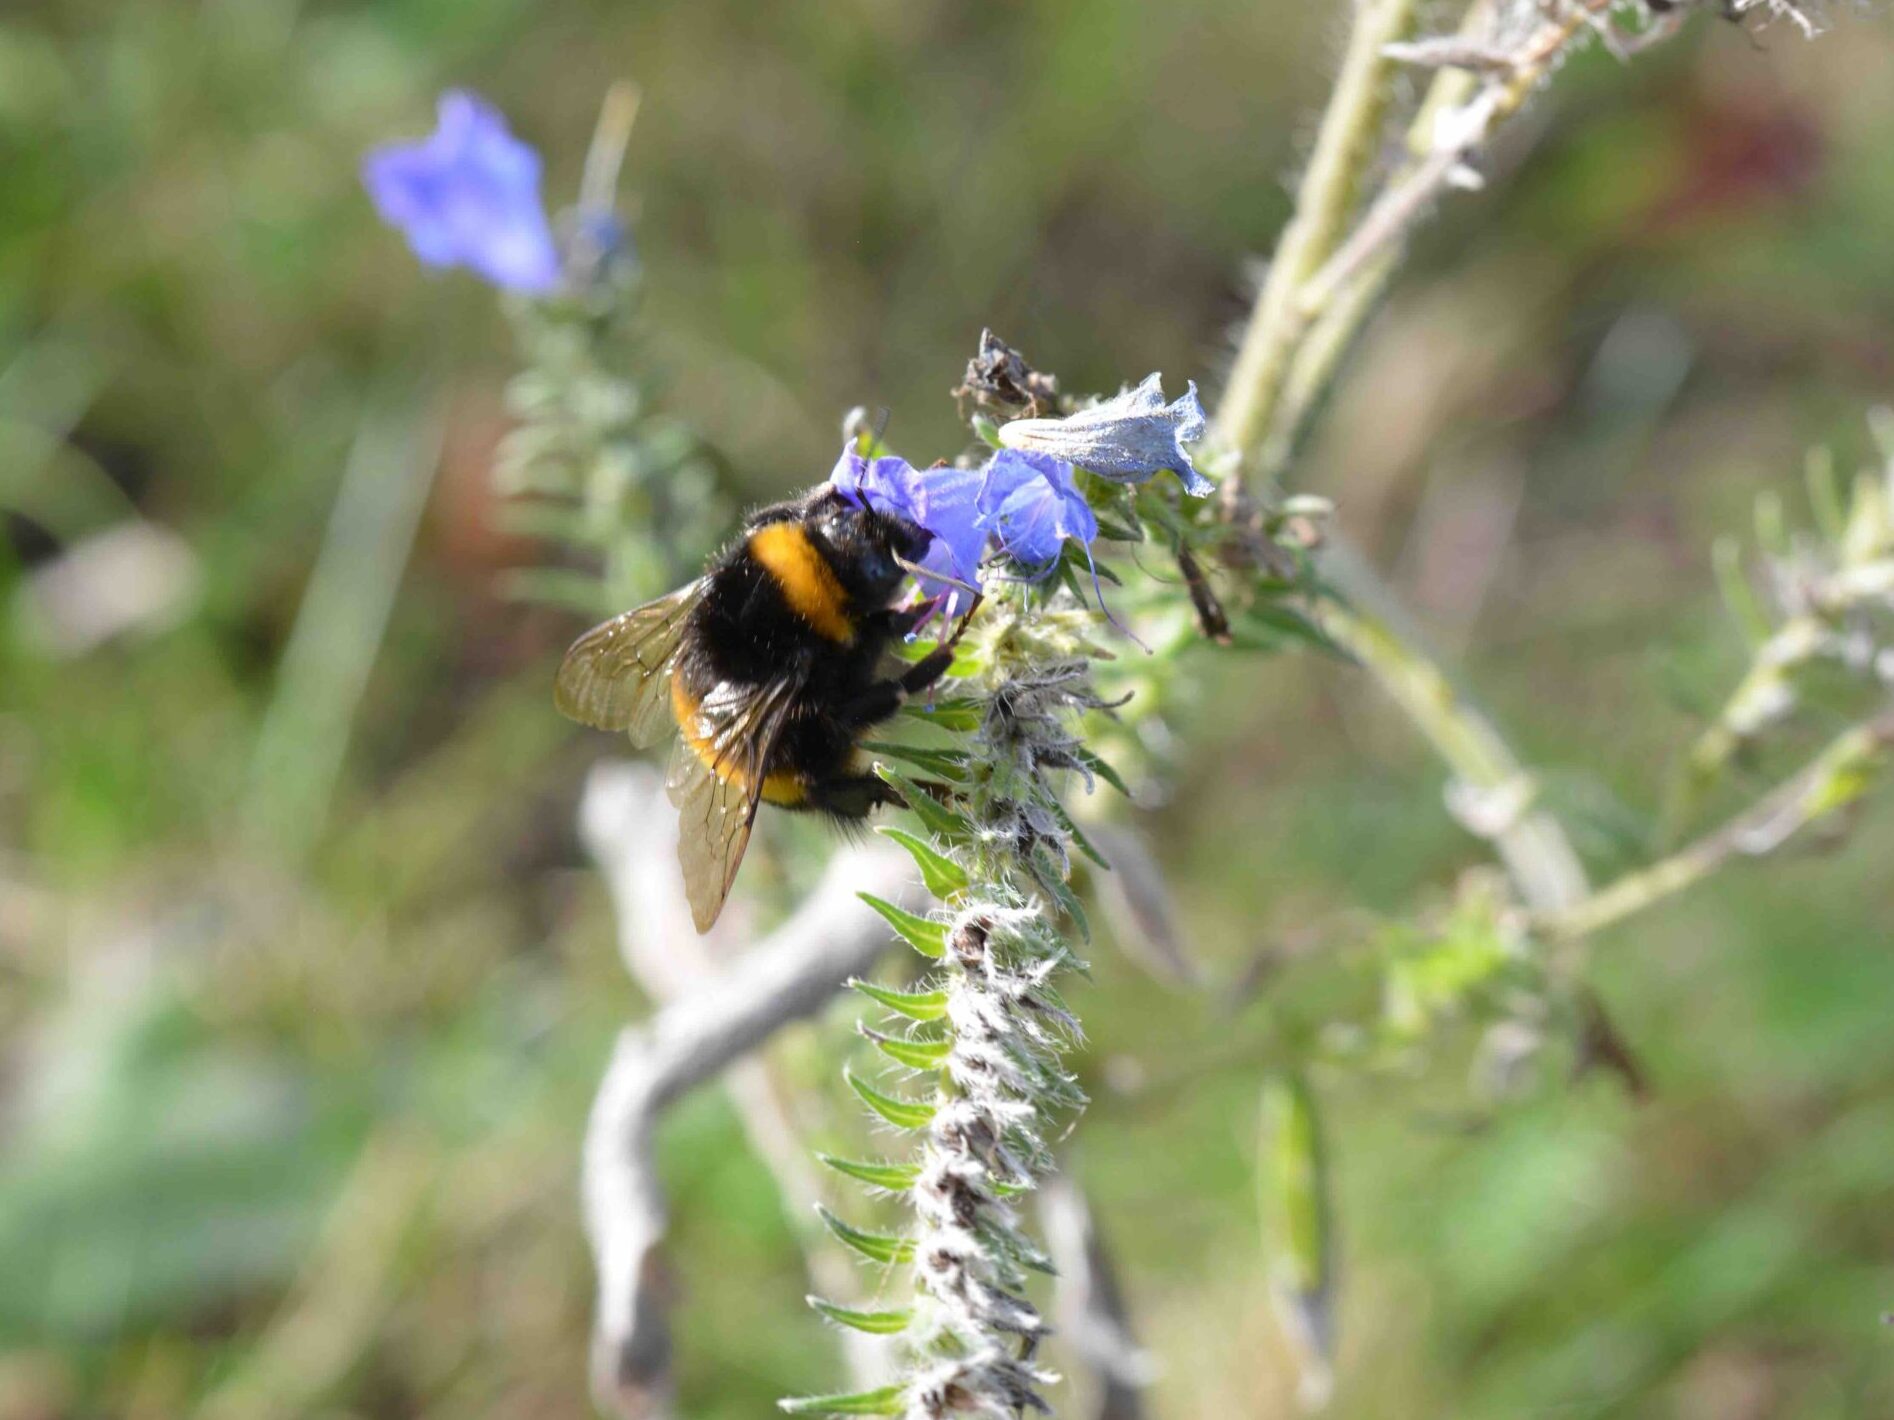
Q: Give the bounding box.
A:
[745,521,856,645]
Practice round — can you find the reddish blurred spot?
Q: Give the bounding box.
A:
[1640,96,1823,238]
[423,382,568,675]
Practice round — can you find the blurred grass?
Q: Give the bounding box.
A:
[4,1,1894,1417]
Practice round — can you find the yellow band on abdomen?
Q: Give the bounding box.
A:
[749,522,855,644]
[671,673,806,804]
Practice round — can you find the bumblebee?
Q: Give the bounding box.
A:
[556,483,973,931]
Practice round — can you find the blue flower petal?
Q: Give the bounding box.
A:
[974,450,1098,569]
[363,91,563,295]
[830,447,988,620]
[996,373,1213,497]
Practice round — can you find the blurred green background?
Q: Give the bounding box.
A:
[5,1,1894,1417]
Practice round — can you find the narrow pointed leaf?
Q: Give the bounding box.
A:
[1092,515,1145,544]
[1072,746,1131,797]
[900,696,983,732]
[816,1154,920,1191]
[859,740,969,782]
[815,1205,914,1265]
[778,1384,908,1416]
[1043,793,1109,870]
[876,826,970,898]
[1260,1072,1335,1391]
[844,1069,937,1130]
[856,892,947,959]
[1240,602,1351,662]
[1037,865,1091,944]
[875,764,971,844]
[862,1026,952,1072]
[806,1297,913,1335]
[848,977,949,1022]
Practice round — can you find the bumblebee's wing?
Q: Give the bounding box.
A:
[666,675,801,932]
[554,580,706,746]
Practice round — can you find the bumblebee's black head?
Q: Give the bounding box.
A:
[803,486,933,607]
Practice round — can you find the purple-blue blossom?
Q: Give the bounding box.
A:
[996,373,1213,497]
[830,447,987,620]
[974,450,1097,570]
[363,92,563,295]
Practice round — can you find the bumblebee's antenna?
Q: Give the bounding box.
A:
[842,405,895,457]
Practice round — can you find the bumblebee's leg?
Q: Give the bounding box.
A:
[804,771,956,819]
[863,601,936,640]
[867,590,983,650]
[803,772,904,819]
[834,644,958,731]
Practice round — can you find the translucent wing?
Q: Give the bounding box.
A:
[666,675,802,932]
[554,580,706,746]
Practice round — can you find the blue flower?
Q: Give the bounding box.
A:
[363,92,562,295]
[975,449,1141,638]
[996,373,1213,497]
[974,450,1097,570]
[830,447,987,620]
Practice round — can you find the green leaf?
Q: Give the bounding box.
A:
[875,765,970,844]
[876,827,970,899]
[1049,876,1091,943]
[1031,852,1091,943]
[806,1297,913,1335]
[862,1027,952,1072]
[1713,535,1771,645]
[1238,602,1351,662]
[1092,515,1145,544]
[901,696,984,732]
[849,978,949,1022]
[844,1069,937,1130]
[858,740,968,782]
[779,1384,908,1416]
[1260,1072,1333,1371]
[1072,746,1131,797]
[856,892,947,959]
[816,1154,919,1191]
[815,1206,914,1265]
[1042,793,1109,871]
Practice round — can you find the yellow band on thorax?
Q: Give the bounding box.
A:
[748,522,855,644]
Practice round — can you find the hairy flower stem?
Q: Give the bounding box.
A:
[897,603,1097,1418]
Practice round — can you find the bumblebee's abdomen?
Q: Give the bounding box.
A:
[746,522,855,644]
[670,673,809,804]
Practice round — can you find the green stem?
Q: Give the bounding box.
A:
[1213,0,1420,488]
[1658,613,1826,841]
[1319,560,1588,914]
[1541,708,1894,941]
[1218,0,1676,920]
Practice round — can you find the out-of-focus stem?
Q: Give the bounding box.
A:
[1541,707,1894,941]
[1220,0,1685,919]
[1319,561,1589,914]
[581,81,643,218]
[1659,614,1827,841]
[1214,0,1420,495]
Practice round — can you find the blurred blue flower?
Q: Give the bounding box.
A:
[831,447,987,620]
[363,91,562,295]
[974,450,1097,570]
[996,373,1212,497]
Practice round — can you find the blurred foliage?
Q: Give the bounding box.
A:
[4,1,1894,1418]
